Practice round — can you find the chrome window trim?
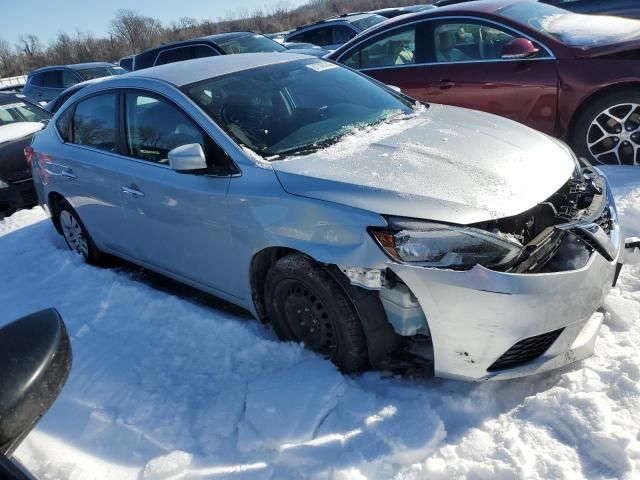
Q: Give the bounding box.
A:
[153,43,219,67]
[335,15,556,65]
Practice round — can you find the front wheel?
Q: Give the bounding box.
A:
[264,253,369,372]
[572,90,640,165]
[56,200,102,264]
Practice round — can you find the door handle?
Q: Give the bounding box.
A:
[121,185,145,198]
[60,169,77,179]
[439,80,457,90]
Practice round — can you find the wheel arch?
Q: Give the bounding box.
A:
[47,191,66,234]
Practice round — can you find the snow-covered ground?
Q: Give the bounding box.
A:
[1,166,639,479]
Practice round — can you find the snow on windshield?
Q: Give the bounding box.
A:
[541,13,640,47]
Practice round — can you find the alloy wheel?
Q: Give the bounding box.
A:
[60,210,89,258]
[587,103,640,165]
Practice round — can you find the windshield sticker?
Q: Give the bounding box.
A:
[306,62,338,72]
[0,102,26,110]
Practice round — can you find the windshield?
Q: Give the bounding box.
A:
[0,98,50,126]
[185,59,415,158]
[350,14,387,31]
[76,65,125,81]
[217,34,287,54]
[500,2,640,47]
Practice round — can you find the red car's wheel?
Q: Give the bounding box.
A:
[573,91,640,166]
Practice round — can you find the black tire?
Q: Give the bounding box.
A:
[56,200,103,265]
[264,253,369,372]
[572,89,640,165]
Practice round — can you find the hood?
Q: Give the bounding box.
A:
[271,105,575,225]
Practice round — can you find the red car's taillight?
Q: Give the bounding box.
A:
[24,146,34,167]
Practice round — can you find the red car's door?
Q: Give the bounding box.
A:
[420,19,559,134]
[339,23,432,100]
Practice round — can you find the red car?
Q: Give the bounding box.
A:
[328,0,640,165]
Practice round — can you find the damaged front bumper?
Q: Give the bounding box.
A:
[388,169,623,381]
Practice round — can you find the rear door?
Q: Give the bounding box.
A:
[419,18,559,134]
[339,22,430,100]
[116,90,237,296]
[45,91,135,256]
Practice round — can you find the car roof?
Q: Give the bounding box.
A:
[124,52,311,87]
[29,62,117,75]
[138,31,258,55]
[291,12,382,32]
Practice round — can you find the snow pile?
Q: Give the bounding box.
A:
[0,167,639,479]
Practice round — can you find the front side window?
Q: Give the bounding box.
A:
[125,92,204,164]
[62,70,78,88]
[72,93,116,151]
[343,26,416,69]
[217,35,286,54]
[185,59,415,159]
[290,27,333,46]
[193,45,218,58]
[333,26,357,44]
[156,47,193,66]
[432,22,534,63]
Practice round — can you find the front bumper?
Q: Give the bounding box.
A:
[389,171,622,381]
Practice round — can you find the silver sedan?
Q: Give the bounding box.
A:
[30,53,622,381]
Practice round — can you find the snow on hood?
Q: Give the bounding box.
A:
[0,122,44,144]
[271,105,575,224]
[541,13,640,47]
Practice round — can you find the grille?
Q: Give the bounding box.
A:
[595,204,613,236]
[487,328,564,372]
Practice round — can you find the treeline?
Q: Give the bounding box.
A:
[0,0,426,77]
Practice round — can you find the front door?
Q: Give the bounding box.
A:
[117,91,237,297]
[420,19,559,134]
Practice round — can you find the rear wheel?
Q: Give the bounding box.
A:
[572,90,640,165]
[264,253,369,372]
[56,201,102,265]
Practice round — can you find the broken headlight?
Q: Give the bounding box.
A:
[370,218,523,270]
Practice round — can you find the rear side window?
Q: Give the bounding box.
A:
[125,92,204,164]
[72,93,117,151]
[42,70,62,88]
[56,107,73,142]
[29,73,43,86]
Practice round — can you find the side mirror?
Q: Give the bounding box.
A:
[168,143,207,172]
[0,309,72,456]
[501,38,540,60]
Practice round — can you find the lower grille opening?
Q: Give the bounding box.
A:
[487,328,564,372]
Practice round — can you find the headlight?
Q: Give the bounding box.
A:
[0,179,9,189]
[370,218,523,270]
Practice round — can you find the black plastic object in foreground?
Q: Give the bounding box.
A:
[0,309,72,456]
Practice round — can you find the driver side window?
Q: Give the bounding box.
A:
[125,93,204,164]
[432,22,545,63]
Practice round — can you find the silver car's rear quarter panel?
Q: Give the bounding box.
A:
[391,230,622,382]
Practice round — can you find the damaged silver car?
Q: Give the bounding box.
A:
[31,53,623,380]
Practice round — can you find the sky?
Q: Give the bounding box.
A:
[1,0,307,45]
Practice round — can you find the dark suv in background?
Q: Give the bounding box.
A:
[22,62,125,103]
[130,32,327,71]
